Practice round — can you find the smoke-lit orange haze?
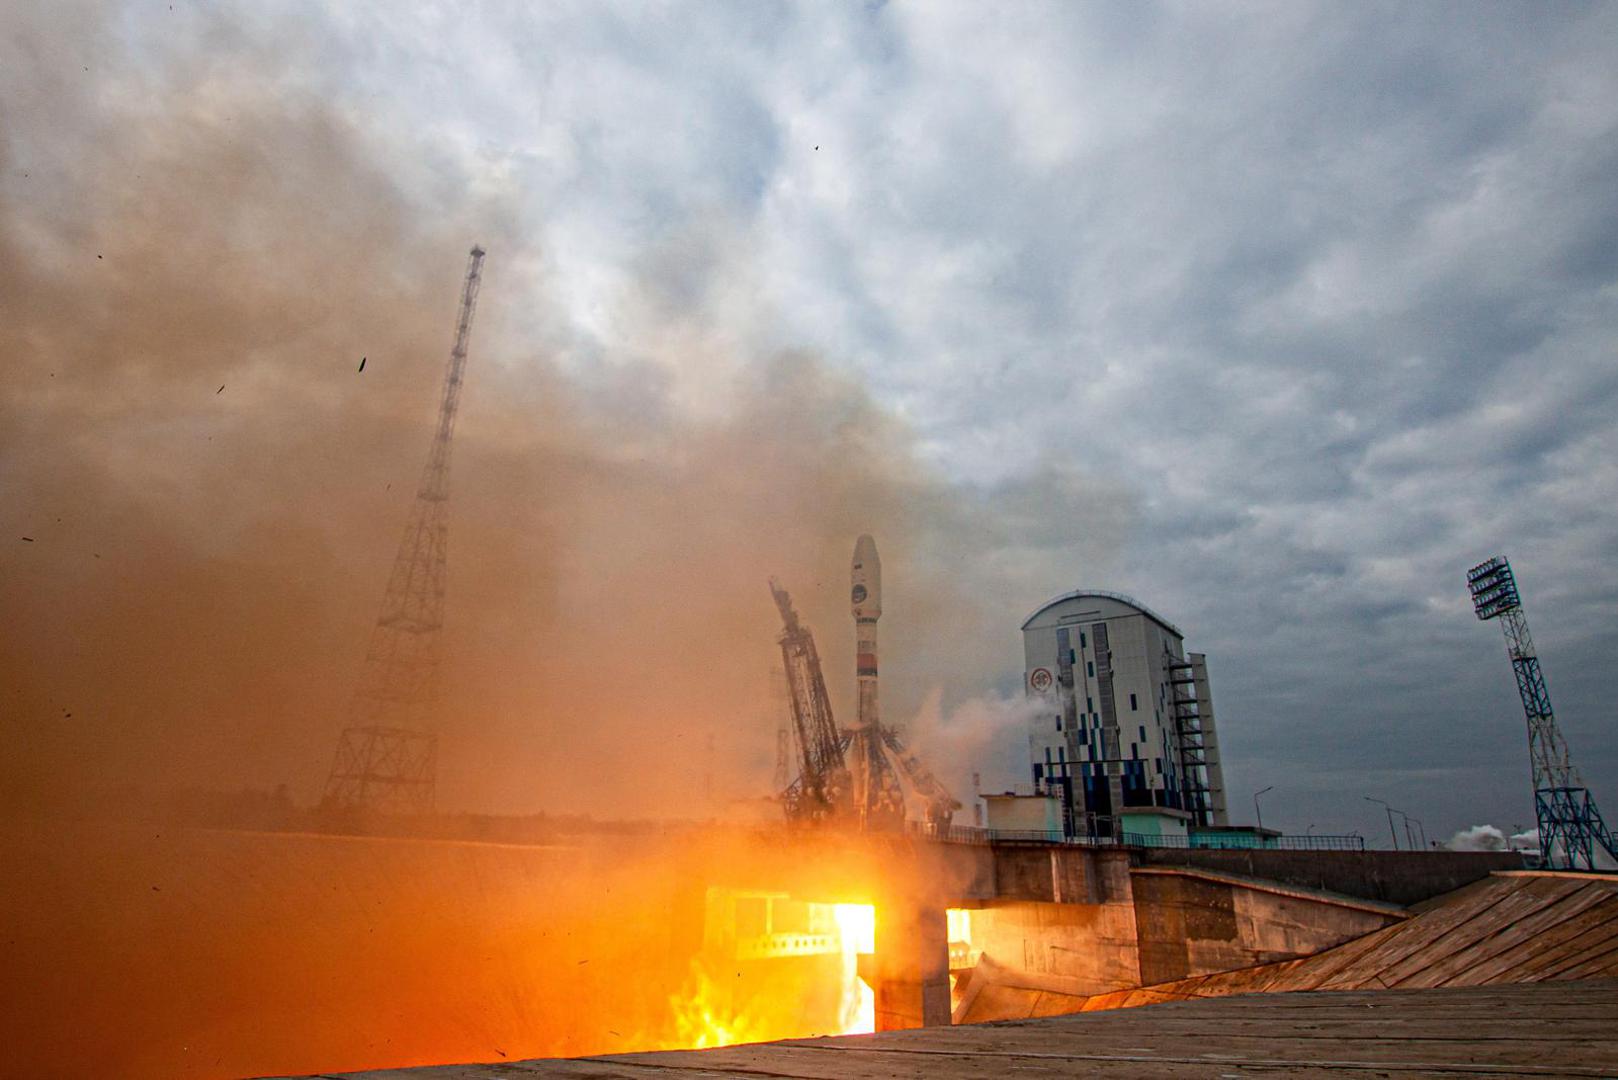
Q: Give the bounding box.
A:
[0,6,1141,1077]
[1,818,967,1079]
[0,3,1130,823]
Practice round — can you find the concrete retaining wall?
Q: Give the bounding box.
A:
[1134,848,1524,906]
[0,821,720,1080]
[1129,868,1404,985]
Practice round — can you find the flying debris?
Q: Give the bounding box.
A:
[359,356,366,372]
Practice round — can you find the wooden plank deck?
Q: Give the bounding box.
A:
[280,980,1618,1078]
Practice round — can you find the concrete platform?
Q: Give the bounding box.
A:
[958,869,1618,1021]
[278,979,1618,1078]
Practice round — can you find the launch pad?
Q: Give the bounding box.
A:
[770,535,960,834]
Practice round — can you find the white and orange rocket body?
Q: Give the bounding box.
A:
[850,534,881,732]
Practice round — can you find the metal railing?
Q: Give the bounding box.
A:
[1122,831,1365,851]
[906,822,1365,851]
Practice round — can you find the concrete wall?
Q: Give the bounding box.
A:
[5,820,961,1080]
[959,851,1408,1005]
[965,898,1143,995]
[991,845,1132,904]
[1,821,718,1080]
[1130,869,1403,985]
[1134,848,1525,906]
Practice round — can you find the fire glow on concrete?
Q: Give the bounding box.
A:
[668,890,876,1048]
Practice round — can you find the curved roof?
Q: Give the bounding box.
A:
[1020,588,1184,638]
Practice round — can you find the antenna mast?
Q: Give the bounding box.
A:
[324,246,487,815]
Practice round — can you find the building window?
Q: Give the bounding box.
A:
[1139,725,1147,742]
[1155,758,1162,774]
[1078,727,1087,745]
[1055,716,1062,731]
[1087,661,1095,677]
[1086,695,1093,711]
[1130,743,1138,758]
[1080,632,1086,648]
[1130,692,1138,711]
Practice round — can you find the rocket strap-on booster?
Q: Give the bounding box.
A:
[851,534,881,731]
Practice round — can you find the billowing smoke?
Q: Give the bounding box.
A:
[1446,825,1509,851]
[902,691,1046,808]
[1445,825,1539,852]
[0,2,1129,822]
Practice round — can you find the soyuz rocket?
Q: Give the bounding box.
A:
[850,534,881,731]
[849,534,906,828]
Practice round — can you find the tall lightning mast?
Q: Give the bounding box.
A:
[324,246,487,814]
[1466,556,1616,870]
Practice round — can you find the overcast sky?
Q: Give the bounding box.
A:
[5,2,1616,842]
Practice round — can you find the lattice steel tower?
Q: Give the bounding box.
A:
[769,578,850,823]
[324,246,487,814]
[1467,556,1616,870]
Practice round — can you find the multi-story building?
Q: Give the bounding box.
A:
[1023,589,1227,841]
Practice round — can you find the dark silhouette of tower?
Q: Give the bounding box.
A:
[323,246,486,815]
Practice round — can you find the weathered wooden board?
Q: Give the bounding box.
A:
[274,980,1618,1079]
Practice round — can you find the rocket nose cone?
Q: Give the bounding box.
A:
[851,534,881,617]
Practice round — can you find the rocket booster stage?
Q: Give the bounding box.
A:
[851,534,881,730]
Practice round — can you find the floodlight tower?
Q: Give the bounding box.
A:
[1466,556,1616,870]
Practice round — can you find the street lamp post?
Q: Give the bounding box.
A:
[1407,814,1428,850]
[1365,796,1400,850]
[1254,786,1274,833]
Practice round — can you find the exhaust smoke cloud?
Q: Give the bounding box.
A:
[0,2,1126,823]
[0,7,1126,1074]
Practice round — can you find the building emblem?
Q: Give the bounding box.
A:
[1029,667,1053,693]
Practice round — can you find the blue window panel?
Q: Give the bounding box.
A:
[1080,632,1087,648]
[1130,743,1138,759]
[1078,727,1088,745]
[1087,661,1095,677]
[1139,725,1147,742]
[1033,763,1044,781]
[1087,696,1093,711]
